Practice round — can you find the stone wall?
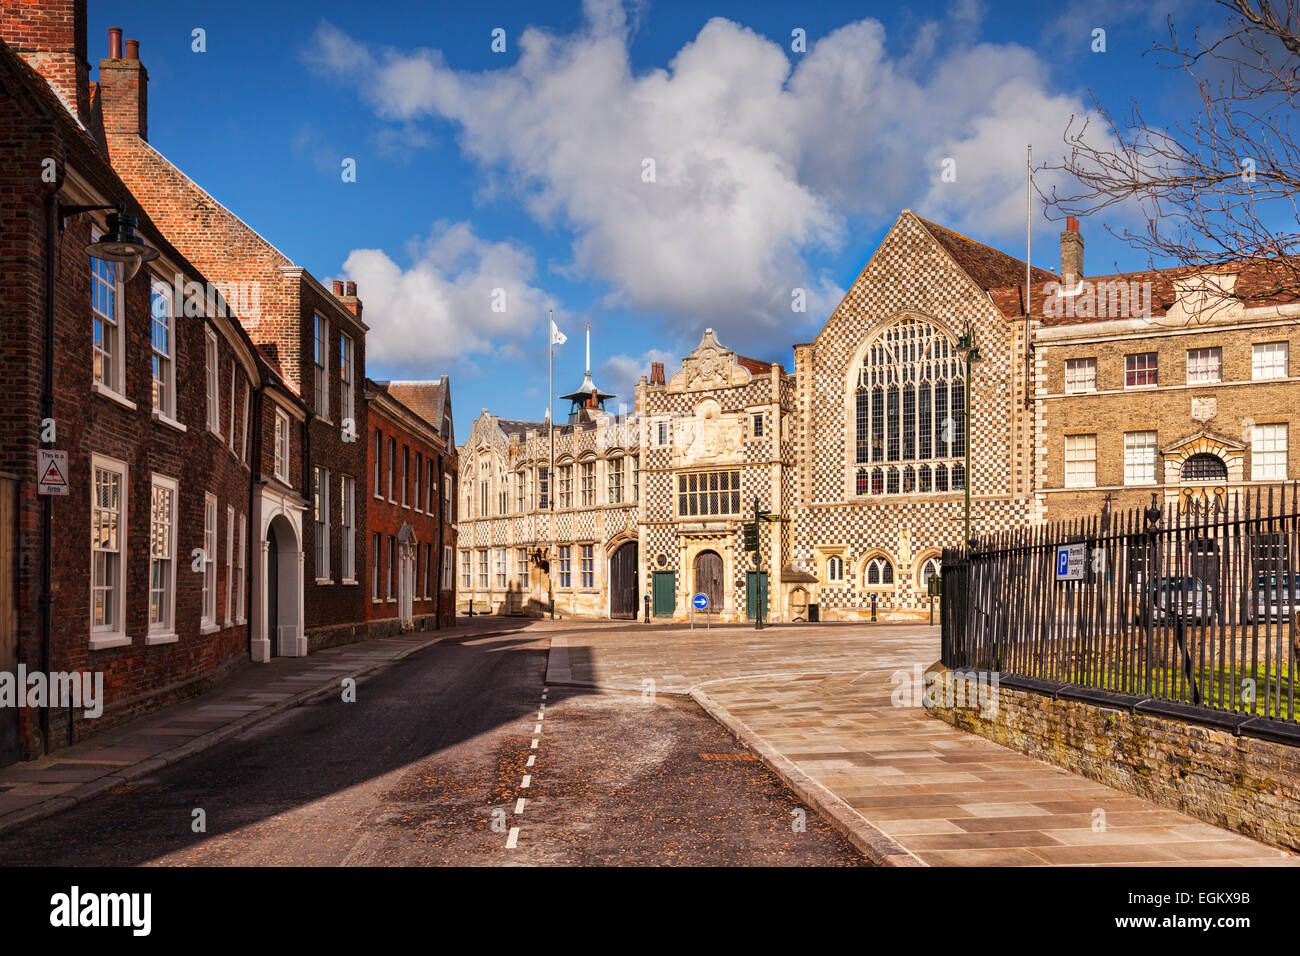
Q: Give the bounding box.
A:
[926,667,1300,853]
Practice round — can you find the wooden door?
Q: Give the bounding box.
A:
[652,571,676,618]
[609,542,638,619]
[694,550,724,613]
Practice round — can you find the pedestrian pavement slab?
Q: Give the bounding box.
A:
[542,618,1297,867]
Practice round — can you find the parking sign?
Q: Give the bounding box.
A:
[1055,543,1085,581]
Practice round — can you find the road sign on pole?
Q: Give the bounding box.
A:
[1055,542,1085,581]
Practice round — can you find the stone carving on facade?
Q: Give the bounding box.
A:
[667,328,753,393]
[674,399,743,466]
[1191,397,1216,423]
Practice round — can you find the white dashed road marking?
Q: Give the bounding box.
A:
[515,798,526,814]
[521,774,531,788]
[526,754,536,767]
[531,738,539,749]
[506,827,519,849]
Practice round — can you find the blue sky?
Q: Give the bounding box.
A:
[90,0,1212,437]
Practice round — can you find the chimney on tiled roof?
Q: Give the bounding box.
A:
[336,280,362,320]
[1,0,93,127]
[649,361,665,386]
[98,27,148,140]
[1061,216,1084,287]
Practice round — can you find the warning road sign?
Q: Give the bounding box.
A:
[37,449,68,495]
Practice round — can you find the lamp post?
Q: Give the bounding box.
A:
[955,326,980,546]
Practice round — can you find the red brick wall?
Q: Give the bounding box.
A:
[366,400,455,631]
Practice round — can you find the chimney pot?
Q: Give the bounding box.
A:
[124,38,138,60]
[332,280,344,295]
[1066,215,1079,232]
[345,281,357,296]
[1060,218,1084,284]
[108,27,122,60]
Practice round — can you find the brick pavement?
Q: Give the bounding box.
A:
[546,620,1297,866]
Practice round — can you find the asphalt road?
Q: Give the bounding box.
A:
[0,630,863,866]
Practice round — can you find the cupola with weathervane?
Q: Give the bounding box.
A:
[558,325,615,424]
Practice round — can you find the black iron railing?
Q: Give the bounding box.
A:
[941,483,1300,727]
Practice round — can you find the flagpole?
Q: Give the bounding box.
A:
[548,309,555,515]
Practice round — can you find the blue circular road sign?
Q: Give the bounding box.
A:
[692,593,709,610]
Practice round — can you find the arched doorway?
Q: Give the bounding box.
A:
[694,549,724,613]
[609,541,638,619]
[260,513,302,661]
[397,524,417,630]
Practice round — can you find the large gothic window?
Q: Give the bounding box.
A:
[853,317,966,496]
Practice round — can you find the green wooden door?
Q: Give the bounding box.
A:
[652,571,676,617]
[745,571,768,621]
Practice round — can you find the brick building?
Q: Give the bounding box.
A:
[93,24,372,657]
[365,378,457,632]
[0,3,302,762]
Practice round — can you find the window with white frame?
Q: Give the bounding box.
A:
[148,474,177,637]
[1253,341,1288,380]
[495,548,507,589]
[607,457,623,504]
[373,533,382,600]
[631,457,639,503]
[1064,357,1097,394]
[1186,347,1222,384]
[864,556,894,587]
[150,278,175,417]
[1252,424,1288,480]
[388,536,397,600]
[1124,431,1158,485]
[1125,352,1158,388]
[460,550,471,590]
[517,547,529,584]
[274,408,290,483]
[537,467,550,510]
[443,546,454,590]
[427,459,436,514]
[424,543,432,598]
[205,329,221,433]
[414,452,423,513]
[240,388,250,464]
[339,332,354,432]
[373,430,383,497]
[314,314,329,418]
[920,557,941,590]
[228,360,237,451]
[557,465,572,509]
[202,493,217,627]
[341,476,356,581]
[655,420,670,446]
[444,475,452,517]
[1065,434,1098,488]
[402,445,410,507]
[91,239,123,393]
[477,548,488,589]
[224,505,234,624]
[236,513,247,623]
[314,466,330,578]
[91,457,128,642]
[388,437,396,501]
[579,461,595,507]
[826,555,844,583]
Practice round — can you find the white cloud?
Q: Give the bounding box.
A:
[309,5,1114,348]
[597,347,678,411]
[339,220,559,376]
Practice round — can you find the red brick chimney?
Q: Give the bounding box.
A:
[1060,216,1084,287]
[98,26,147,140]
[337,281,362,320]
[649,361,665,386]
[0,0,92,127]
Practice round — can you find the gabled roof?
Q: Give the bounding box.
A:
[376,378,451,435]
[915,216,1058,291]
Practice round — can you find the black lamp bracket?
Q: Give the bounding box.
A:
[57,202,124,235]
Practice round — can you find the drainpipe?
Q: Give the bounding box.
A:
[41,174,64,754]
[434,450,444,629]
[247,381,264,657]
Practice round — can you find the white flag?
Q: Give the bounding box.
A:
[550,318,567,346]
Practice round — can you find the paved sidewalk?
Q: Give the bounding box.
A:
[547,622,1297,866]
[0,626,470,835]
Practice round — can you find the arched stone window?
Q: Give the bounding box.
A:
[852,317,966,496]
[920,557,941,589]
[827,555,843,582]
[864,556,894,586]
[1182,453,1227,482]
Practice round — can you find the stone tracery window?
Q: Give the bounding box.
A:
[864,556,894,586]
[852,317,966,496]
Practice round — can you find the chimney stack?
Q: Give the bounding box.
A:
[649,361,665,386]
[98,27,148,139]
[0,1,92,127]
[345,281,357,296]
[1060,216,1084,287]
[337,281,362,320]
[331,280,344,295]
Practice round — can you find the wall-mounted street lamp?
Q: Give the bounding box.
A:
[60,202,159,279]
[954,325,981,546]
